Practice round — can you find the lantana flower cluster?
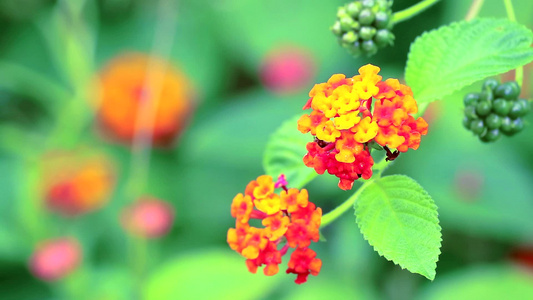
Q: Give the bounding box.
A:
[298,64,428,190]
[227,175,322,284]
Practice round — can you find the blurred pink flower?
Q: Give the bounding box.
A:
[121,197,174,238]
[29,238,82,281]
[260,46,315,94]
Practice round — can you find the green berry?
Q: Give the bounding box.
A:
[376,0,391,10]
[485,113,502,129]
[463,93,480,106]
[358,8,375,25]
[480,128,501,142]
[509,100,524,119]
[464,105,478,119]
[500,116,513,135]
[510,118,525,133]
[493,98,511,116]
[347,42,362,56]
[340,16,354,31]
[494,81,520,100]
[482,78,499,92]
[476,101,492,117]
[359,26,376,41]
[331,21,342,35]
[346,2,363,16]
[337,7,348,18]
[361,0,376,8]
[463,116,472,129]
[374,11,390,29]
[374,29,393,46]
[470,119,485,135]
[361,40,378,55]
[342,31,358,43]
[517,99,530,116]
[479,89,493,102]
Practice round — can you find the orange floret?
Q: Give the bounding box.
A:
[255,194,281,215]
[280,188,309,213]
[253,175,275,200]
[352,116,379,143]
[231,193,254,223]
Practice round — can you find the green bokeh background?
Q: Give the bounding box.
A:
[0,0,533,299]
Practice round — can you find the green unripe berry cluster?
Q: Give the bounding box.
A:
[331,0,395,57]
[463,78,530,142]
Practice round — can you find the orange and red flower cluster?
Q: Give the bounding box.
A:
[227,174,322,284]
[298,64,428,190]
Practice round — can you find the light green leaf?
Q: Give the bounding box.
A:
[355,175,441,280]
[144,249,281,300]
[405,18,533,104]
[263,114,317,189]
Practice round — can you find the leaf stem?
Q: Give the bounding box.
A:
[392,0,440,24]
[320,179,372,228]
[320,154,392,228]
[503,0,516,22]
[465,0,485,21]
[503,0,524,87]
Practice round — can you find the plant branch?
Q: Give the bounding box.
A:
[392,0,440,24]
[320,179,371,228]
[465,0,484,21]
[503,0,524,87]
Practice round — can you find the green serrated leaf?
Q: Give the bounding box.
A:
[405,18,533,104]
[355,175,441,280]
[263,114,317,189]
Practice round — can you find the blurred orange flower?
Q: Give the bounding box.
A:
[120,196,174,238]
[95,53,194,146]
[43,150,115,216]
[29,237,82,281]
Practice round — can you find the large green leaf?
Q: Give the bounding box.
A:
[143,249,280,300]
[416,265,533,300]
[393,90,533,243]
[355,175,441,280]
[405,18,533,104]
[263,114,317,189]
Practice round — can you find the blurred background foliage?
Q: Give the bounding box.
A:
[0,0,532,299]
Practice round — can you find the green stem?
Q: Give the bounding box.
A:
[392,0,441,24]
[320,179,372,228]
[465,0,485,21]
[503,0,524,87]
[320,155,392,228]
[503,0,516,22]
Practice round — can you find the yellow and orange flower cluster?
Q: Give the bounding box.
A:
[227,174,322,284]
[298,64,428,190]
[95,53,194,147]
